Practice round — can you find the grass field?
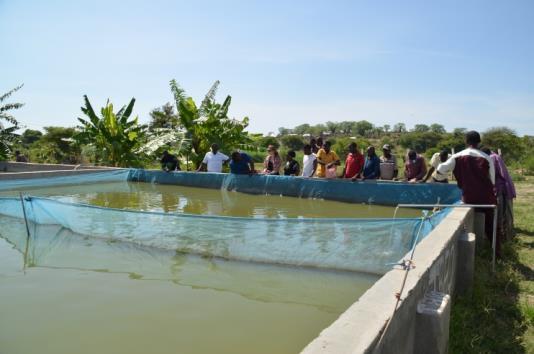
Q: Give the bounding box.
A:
[449,176,534,353]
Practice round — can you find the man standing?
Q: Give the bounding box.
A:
[302,144,317,177]
[342,142,364,179]
[423,149,450,183]
[437,131,497,253]
[404,150,427,182]
[197,143,229,173]
[357,146,380,180]
[379,144,398,180]
[316,141,340,178]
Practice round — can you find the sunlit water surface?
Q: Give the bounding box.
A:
[0,181,418,354]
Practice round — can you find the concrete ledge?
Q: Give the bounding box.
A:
[0,169,123,180]
[301,207,473,354]
[0,161,115,173]
[456,232,476,295]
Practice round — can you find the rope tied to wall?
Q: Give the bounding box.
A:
[374,210,433,351]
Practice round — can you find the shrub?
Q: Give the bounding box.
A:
[259,136,279,149]
[482,127,525,163]
[280,135,304,151]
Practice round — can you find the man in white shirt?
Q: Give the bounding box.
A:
[423,149,451,183]
[302,144,317,177]
[197,143,229,173]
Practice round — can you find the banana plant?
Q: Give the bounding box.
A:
[75,95,146,167]
[169,80,250,167]
[0,84,24,160]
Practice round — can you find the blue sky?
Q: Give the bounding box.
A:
[1,0,533,135]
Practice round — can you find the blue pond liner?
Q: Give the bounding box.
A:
[128,169,462,206]
[0,169,461,274]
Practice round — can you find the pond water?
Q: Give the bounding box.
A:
[0,181,417,354]
[0,181,421,218]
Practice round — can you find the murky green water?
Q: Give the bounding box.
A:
[0,181,414,354]
[0,181,421,218]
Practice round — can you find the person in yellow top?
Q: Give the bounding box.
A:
[316,141,341,178]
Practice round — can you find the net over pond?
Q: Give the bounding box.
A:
[0,169,458,274]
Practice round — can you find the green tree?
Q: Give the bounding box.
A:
[148,102,179,131]
[281,135,304,151]
[353,120,374,136]
[399,131,442,152]
[259,136,279,149]
[75,95,146,167]
[170,80,250,167]
[326,121,339,135]
[393,123,407,133]
[278,127,291,136]
[430,123,446,134]
[436,131,466,155]
[29,126,80,163]
[482,127,525,162]
[293,123,311,135]
[310,124,327,136]
[453,127,467,135]
[0,84,23,160]
[413,124,430,132]
[21,129,43,146]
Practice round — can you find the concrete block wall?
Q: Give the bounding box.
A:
[0,162,121,180]
[301,207,474,354]
[0,161,112,173]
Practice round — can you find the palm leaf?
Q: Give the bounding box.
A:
[170,79,186,105]
[119,98,136,123]
[220,95,232,115]
[0,103,24,113]
[0,84,23,103]
[0,113,20,126]
[199,80,220,117]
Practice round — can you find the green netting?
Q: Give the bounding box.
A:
[0,169,130,191]
[0,195,446,274]
[0,169,459,274]
[0,215,378,311]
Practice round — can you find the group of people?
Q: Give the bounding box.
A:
[252,140,455,183]
[161,130,516,256]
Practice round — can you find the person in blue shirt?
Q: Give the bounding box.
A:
[229,151,255,174]
[355,146,380,180]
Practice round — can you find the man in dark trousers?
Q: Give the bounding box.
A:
[437,131,498,254]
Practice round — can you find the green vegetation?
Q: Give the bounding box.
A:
[75,96,146,167]
[30,126,80,164]
[276,121,533,178]
[2,82,533,180]
[0,84,24,159]
[450,177,534,353]
[169,80,250,168]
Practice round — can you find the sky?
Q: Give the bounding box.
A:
[1,0,533,135]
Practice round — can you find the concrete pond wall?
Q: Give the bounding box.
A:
[0,162,120,180]
[301,207,476,354]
